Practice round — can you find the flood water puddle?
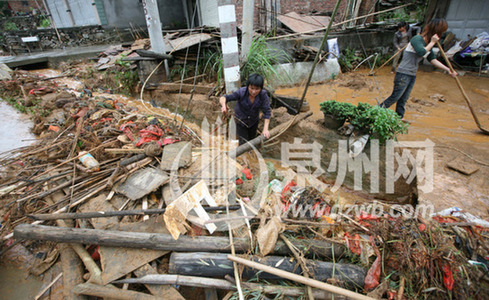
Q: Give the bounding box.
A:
[0,101,36,154]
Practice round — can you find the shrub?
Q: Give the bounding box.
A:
[319,100,356,121]
[350,103,409,143]
[321,101,409,143]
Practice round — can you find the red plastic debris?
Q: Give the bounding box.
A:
[120,121,136,141]
[441,261,454,291]
[162,137,179,145]
[241,168,252,180]
[281,181,296,203]
[418,223,427,232]
[344,233,362,255]
[48,125,60,132]
[432,216,458,223]
[235,178,243,185]
[364,236,382,291]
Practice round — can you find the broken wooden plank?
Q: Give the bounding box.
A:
[14,224,345,259]
[165,33,213,52]
[164,180,218,239]
[114,274,344,299]
[60,244,86,300]
[277,12,330,33]
[134,264,184,300]
[169,252,366,288]
[99,217,170,285]
[73,283,157,300]
[154,82,214,94]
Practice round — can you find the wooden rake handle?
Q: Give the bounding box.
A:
[436,41,489,134]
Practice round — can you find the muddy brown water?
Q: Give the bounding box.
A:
[276,68,489,218]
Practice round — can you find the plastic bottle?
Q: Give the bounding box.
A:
[79,151,100,172]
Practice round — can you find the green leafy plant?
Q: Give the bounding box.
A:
[200,47,224,87]
[241,35,291,85]
[319,100,356,121]
[39,17,51,28]
[339,48,363,71]
[3,21,18,32]
[350,102,409,143]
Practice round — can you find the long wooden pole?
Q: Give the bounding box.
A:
[299,0,342,111]
[28,205,241,220]
[436,41,489,135]
[369,43,408,75]
[14,224,344,259]
[228,255,375,300]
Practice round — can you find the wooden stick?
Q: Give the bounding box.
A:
[280,234,314,300]
[73,283,157,300]
[34,272,63,300]
[116,274,342,299]
[28,205,241,220]
[436,41,489,134]
[228,255,375,300]
[369,43,408,75]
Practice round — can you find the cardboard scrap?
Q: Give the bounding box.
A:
[163,180,218,240]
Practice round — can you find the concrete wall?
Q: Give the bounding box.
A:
[102,0,187,29]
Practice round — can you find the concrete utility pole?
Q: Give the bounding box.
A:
[218,0,241,93]
[141,0,170,77]
[241,0,254,61]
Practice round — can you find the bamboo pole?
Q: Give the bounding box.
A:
[299,0,342,111]
[369,43,408,75]
[228,255,375,300]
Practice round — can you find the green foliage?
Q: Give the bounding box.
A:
[200,47,224,87]
[2,96,51,117]
[339,48,362,71]
[321,101,409,142]
[170,64,192,81]
[3,21,18,31]
[39,17,51,28]
[319,100,356,121]
[3,96,26,113]
[112,68,138,96]
[350,103,409,143]
[241,35,291,85]
[115,54,130,68]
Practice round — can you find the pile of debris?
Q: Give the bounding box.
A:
[0,60,489,299]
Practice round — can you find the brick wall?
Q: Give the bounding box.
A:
[233,0,378,29]
[7,1,46,14]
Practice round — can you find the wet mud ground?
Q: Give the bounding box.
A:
[276,67,489,218]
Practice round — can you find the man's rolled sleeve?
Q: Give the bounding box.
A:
[262,94,271,119]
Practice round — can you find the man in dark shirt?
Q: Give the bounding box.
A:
[219,74,271,145]
[392,21,420,73]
